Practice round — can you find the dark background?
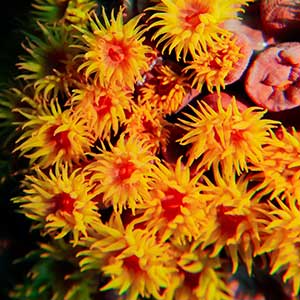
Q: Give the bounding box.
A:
[0,0,32,82]
[0,0,35,298]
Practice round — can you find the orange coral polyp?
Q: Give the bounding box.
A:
[124,102,169,154]
[144,158,204,244]
[250,126,300,200]
[183,35,243,94]
[15,100,94,168]
[148,0,238,61]
[138,64,190,115]
[71,83,132,140]
[86,134,157,214]
[76,8,153,89]
[13,165,101,245]
[177,98,278,174]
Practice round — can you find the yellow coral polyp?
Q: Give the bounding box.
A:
[257,196,300,295]
[250,126,300,200]
[183,35,244,94]
[15,99,94,168]
[71,83,133,140]
[78,214,175,300]
[12,164,101,245]
[177,97,279,174]
[138,64,190,115]
[85,134,158,214]
[168,246,232,300]
[147,0,250,61]
[144,157,205,244]
[124,102,170,155]
[76,7,153,89]
[197,165,263,273]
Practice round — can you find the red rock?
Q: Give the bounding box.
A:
[224,32,253,85]
[177,88,200,112]
[245,42,300,112]
[203,91,249,112]
[222,19,275,52]
[279,45,300,66]
[260,0,300,39]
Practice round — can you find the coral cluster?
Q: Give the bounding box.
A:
[2,0,300,299]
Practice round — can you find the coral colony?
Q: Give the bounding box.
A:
[2,0,300,299]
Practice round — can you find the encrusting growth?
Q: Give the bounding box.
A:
[7,0,300,299]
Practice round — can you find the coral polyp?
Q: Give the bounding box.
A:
[147,0,252,61]
[17,22,80,100]
[13,164,101,244]
[137,63,191,115]
[71,83,132,140]
[31,0,97,26]
[14,99,94,168]
[177,97,278,174]
[183,34,244,94]
[75,7,154,89]
[85,134,158,214]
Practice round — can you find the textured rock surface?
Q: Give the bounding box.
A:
[203,91,249,112]
[225,32,253,85]
[260,0,300,39]
[245,42,300,111]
